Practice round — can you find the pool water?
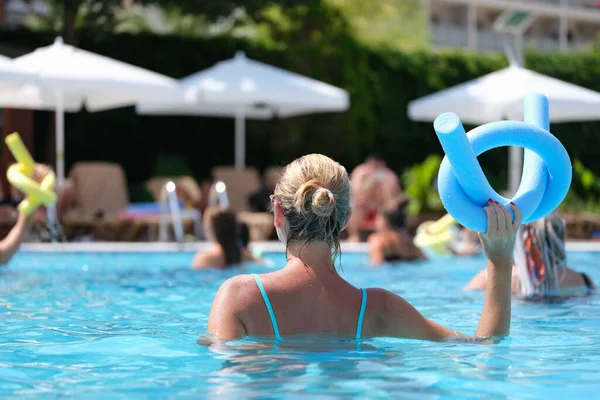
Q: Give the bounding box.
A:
[1,251,599,398]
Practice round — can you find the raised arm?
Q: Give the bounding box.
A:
[475,201,521,337]
[0,164,52,266]
[0,213,32,266]
[377,201,521,341]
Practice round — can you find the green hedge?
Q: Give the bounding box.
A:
[1,29,600,201]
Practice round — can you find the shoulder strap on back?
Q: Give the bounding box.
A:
[251,274,282,341]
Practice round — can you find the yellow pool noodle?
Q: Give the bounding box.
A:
[414,214,458,255]
[427,214,456,234]
[17,171,57,215]
[5,132,35,177]
[5,132,57,216]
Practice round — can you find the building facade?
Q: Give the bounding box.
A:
[427,0,600,52]
[0,0,50,28]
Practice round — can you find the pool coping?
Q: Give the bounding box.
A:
[19,240,600,253]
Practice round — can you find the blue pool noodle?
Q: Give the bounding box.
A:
[434,93,572,233]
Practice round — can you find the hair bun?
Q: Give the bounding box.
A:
[311,187,335,218]
[294,180,336,218]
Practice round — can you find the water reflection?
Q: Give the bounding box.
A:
[200,335,422,397]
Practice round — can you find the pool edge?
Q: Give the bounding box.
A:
[18,241,600,253]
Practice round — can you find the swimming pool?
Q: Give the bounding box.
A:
[1,250,598,398]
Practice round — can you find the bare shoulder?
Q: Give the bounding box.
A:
[464,269,487,291]
[366,287,414,313]
[212,274,263,313]
[192,248,223,269]
[209,274,261,339]
[562,267,590,288]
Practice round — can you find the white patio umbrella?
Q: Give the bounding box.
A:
[136,51,350,169]
[0,54,34,85]
[0,37,180,185]
[408,63,600,193]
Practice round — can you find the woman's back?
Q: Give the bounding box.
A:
[193,246,256,270]
[193,208,257,269]
[207,154,523,342]
[220,270,365,338]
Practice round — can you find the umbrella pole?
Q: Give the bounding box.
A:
[508,146,522,195]
[235,108,245,170]
[55,91,65,187]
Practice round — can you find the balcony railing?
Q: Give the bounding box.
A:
[4,0,51,28]
[447,0,600,8]
[518,0,599,7]
[431,24,585,52]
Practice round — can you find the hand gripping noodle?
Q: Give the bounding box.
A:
[5,132,57,216]
[433,93,572,233]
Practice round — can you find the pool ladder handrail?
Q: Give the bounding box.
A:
[158,181,204,244]
[207,180,230,207]
[158,181,185,244]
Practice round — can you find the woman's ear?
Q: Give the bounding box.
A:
[273,200,284,228]
[341,209,352,232]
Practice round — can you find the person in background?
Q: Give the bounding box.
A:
[248,167,282,213]
[0,164,51,265]
[450,226,482,257]
[193,207,261,269]
[465,212,594,297]
[0,212,32,265]
[198,179,214,215]
[0,185,22,219]
[368,200,426,265]
[208,154,522,341]
[347,154,401,242]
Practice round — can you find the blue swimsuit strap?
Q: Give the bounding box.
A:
[355,288,368,341]
[251,274,282,341]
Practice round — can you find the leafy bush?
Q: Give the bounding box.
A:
[402,154,444,216]
[1,6,600,208]
[560,159,600,213]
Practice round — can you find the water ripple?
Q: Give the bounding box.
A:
[0,251,598,398]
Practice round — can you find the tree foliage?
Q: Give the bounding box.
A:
[30,0,316,44]
[326,0,428,51]
[136,0,312,19]
[30,0,427,50]
[26,0,123,44]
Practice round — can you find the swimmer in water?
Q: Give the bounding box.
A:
[0,164,51,266]
[192,207,261,269]
[346,154,401,242]
[465,212,594,298]
[207,154,522,341]
[449,226,482,257]
[367,201,426,265]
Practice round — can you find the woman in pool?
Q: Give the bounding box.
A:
[449,226,482,257]
[208,154,522,341]
[193,207,261,269]
[465,213,594,297]
[367,201,426,265]
[0,164,51,266]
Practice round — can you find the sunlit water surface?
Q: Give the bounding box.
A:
[1,251,598,398]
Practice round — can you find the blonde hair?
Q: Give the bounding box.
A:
[514,213,567,298]
[274,154,351,264]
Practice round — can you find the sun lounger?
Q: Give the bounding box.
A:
[211,166,261,213]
